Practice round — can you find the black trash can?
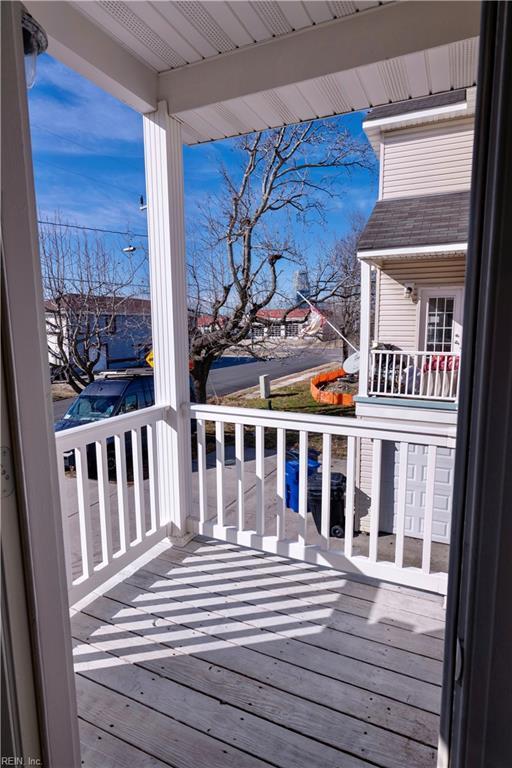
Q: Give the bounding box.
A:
[308,472,346,538]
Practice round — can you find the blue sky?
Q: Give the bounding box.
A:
[29,54,377,289]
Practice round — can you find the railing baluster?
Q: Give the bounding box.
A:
[378,352,383,394]
[422,445,437,573]
[131,427,145,542]
[215,421,225,526]
[147,422,159,533]
[298,430,308,546]
[344,435,356,557]
[369,438,382,562]
[114,432,129,553]
[395,441,408,568]
[427,353,433,397]
[235,422,245,530]
[56,451,72,586]
[369,351,376,394]
[196,419,208,524]
[276,428,286,540]
[95,438,112,566]
[255,425,265,535]
[321,433,332,548]
[419,353,425,397]
[75,444,94,579]
[450,357,456,399]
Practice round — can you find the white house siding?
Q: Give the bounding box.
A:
[375,255,466,348]
[381,119,474,199]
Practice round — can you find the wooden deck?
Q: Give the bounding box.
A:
[72,536,445,768]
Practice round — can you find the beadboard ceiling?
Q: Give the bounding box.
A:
[30,1,480,144]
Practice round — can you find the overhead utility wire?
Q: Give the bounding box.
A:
[37,219,148,238]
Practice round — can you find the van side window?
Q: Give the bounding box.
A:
[144,377,155,407]
[120,380,147,412]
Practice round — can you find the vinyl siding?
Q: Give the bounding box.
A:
[376,256,466,348]
[382,119,474,199]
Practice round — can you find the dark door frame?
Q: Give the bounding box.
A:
[441,3,512,766]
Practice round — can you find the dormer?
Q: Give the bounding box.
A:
[364,88,476,200]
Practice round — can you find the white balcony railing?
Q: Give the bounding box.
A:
[55,405,168,605]
[55,400,456,604]
[369,350,461,402]
[189,403,456,594]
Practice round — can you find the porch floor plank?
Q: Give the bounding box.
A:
[73,535,444,768]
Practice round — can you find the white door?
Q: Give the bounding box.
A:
[419,287,464,353]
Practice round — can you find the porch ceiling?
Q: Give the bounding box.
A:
[27,1,480,143]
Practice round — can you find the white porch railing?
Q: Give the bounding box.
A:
[369,350,461,401]
[55,405,168,605]
[189,403,456,594]
[56,400,456,603]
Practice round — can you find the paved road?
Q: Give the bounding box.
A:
[208,348,342,397]
[53,347,342,419]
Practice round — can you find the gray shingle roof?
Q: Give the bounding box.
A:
[365,89,467,122]
[358,191,470,252]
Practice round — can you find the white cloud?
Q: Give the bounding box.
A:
[29,54,143,153]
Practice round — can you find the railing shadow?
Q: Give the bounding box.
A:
[71,536,444,768]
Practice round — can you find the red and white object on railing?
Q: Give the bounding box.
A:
[369,350,461,401]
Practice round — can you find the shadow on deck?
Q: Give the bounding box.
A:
[72,535,445,768]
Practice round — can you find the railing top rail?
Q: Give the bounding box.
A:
[55,404,166,452]
[371,349,461,355]
[189,403,457,446]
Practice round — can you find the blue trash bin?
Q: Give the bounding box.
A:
[285,452,320,513]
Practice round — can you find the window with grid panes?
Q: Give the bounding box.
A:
[426,296,454,352]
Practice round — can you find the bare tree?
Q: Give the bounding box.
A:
[323,216,366,359]
[188,121,374,401]
[40,218,150,393]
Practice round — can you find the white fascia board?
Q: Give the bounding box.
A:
[358,243,468,262]
[25,1,157,113]
[362,101,470,132]
[159,1,481,114]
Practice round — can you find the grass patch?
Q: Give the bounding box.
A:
[216,381,355,418]
[51,382,77,401]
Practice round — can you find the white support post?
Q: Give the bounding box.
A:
[143,103,192,541]
[359,260,372,398]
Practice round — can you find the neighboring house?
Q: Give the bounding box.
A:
[45,294,152,374]
[355,88,474,540]
[193,307,336,341]
[193,313,227,334]
[251,307,336,340]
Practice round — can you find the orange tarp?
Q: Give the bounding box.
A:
[310,368,354,406]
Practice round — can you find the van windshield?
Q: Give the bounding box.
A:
[64,394,120,421]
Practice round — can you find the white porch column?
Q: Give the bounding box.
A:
[358,259,372,398]
[143,103,192,539]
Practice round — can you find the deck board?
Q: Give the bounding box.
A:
[73,535,444,767]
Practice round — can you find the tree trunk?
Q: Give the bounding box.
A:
[190,356,214,403]
[65,369,84,395]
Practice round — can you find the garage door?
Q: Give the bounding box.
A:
[380,442,454,544]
